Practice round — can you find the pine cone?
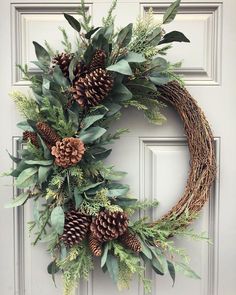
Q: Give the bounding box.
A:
[51,137,85,168]
[52,52,72,77]
[23,131,39,147]
[90,210,129,242]
[60,210,91,247]
[119,231,141,253]
[70,68,114,108]
[73,61,88,80]
[88,234,102,256]
[89,50,106,72]
[36,122,61,146]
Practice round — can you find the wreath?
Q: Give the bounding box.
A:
[5,1,216,294]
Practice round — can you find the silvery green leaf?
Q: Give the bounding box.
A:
[163,0,181,24]
[107,60,133,75]
[4,192,29,208]
[51,206,65,235]
[38,166,52,184]
[79,127,107,144]
[25,160,53,166]
[81,114,105,130]
[33,41,51,66]
[116,23,133,47]
[101,243,109,268]
[106,254,119,283]
[124,52,146,63]
[15,167,38,188]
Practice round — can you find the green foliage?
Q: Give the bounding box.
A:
[129,9,161,58]
[57,244,93,295]
[112,242,152,293]
[59,27,72,53]
[77,0,92,32]
[10,91,42,121]
[102,0,117,27]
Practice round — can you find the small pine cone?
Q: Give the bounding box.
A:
[23,131,39,147]
[51,137,85,168]
[70,68,114,108]
[52,52,72,77]
[89,50,106,72]
[90,210,129,242]
[60,210,91,247]
[119,231,141,253]
[36,122,61,146]
[88,234,102,256]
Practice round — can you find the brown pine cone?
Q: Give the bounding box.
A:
[23,131,39,147]
[69,68,114,108]
[51,137,85,168]
[73,61,88,80]
[89,50,106,72]
[90,210,129,242]
[36,122,61,146]
[88,234,102,256]
[52,52,72,77]
[60,210,91,247]
[119,231,141,253]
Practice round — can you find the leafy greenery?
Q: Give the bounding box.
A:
[4,1,206,294]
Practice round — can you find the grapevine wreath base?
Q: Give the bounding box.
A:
[156,81,216,223]
[5,0,217,294]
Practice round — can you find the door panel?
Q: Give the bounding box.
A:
[0,1,235,295]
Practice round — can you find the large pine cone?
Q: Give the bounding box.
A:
[90,210,129,242]
[36,122,61,146]
[70,68,114,108]
[52,52,72,77]
[61,210,91,247]
[23,131,39,148]
[88,234,102,256]
[119,231,141,253]
[89,50,106,72]
[51,137,85,168]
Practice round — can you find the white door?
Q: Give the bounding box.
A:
[0,0,235,295]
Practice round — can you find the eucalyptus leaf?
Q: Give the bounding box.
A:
[7,150,21,164]
[51,206,65,235]
[92,148,112,161]
[140,239,152,259]
[103,102,122,116]
[110,83,132,102]
[101,243,109,268]
[175,262,201,279]
[81,114,105,130]
[33,41,50,66]
[101,170,127,181]
[127,79,156,93]
[17,121,34,131]
[146,27,162,46]
[148,57,168,74]
[53,65,70,88]
[124,52,146,63]
[4,192,29,208]
[47,260,60,286]
[74,187,83,209]
[79,127,107,144]
[116,23,133,47]
[149,75,172,86]
[38,166,52,184]
[25,160,53,166]
[106,253,119,283]
[167,260,176,286]
[107,183,129,197]
[15,167,38,188]
[64,13,81,32]
[159,31,190,45]
[163,0,181,24]
[107,60,133,75]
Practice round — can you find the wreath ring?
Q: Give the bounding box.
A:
[152,81,216,226]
